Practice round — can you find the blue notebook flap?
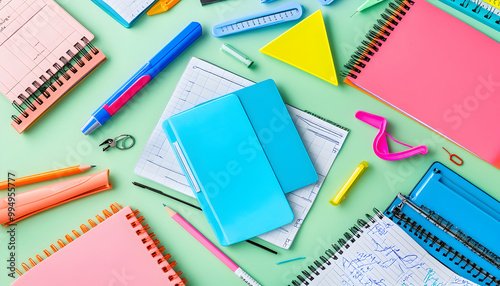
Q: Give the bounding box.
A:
[91,0,155,28]
[386,162,500,283]
[411,162,500,255]
[232,79,318,193]
[164,94,294,246]
[386,196,500,283]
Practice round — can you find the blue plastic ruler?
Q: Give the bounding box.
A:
[212,2,303,37]
[438,0,500,32]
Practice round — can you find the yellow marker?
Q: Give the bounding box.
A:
[329,161,369,206]
[147,0,181,16]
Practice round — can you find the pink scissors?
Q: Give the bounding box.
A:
[356,111,428,160]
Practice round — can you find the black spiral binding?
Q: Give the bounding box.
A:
[304,110,351,132]
[289,208,384,286]
[341,0,415,79]
[387,196,500,286]
[11,36,100,125]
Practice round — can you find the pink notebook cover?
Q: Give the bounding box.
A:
[0,0,94,101]
[345,0,500,168]
[0,0,107,133]
[12,205,185,286]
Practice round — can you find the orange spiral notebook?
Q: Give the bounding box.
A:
[12,203,186,286]
[0,0,106,133]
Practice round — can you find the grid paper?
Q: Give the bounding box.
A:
[300,215,478,286]
[102,0,155,24]
[258,106,348,249]
[134,57,348,249]
[0,0,93,102]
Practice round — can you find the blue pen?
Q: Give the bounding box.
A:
[81,22,202,135]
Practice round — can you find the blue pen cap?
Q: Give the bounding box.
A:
[81,117,102,135]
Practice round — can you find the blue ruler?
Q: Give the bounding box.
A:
[438,0,500,32]
[212,2,303,37]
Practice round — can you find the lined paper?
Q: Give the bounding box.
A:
[135,57,348,249]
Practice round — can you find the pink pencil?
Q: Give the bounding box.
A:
[164,205,261,286]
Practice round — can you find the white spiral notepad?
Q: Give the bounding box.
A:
[290,212,478,286]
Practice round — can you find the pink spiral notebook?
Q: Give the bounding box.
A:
[12,204,186,286]
[344,0,500,168]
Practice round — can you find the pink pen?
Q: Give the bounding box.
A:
[164,205,261,286]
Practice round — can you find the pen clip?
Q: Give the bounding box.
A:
[173,142,201,193]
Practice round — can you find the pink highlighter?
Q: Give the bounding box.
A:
[356,111,428,160]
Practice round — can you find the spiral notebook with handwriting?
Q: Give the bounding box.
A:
[0,0,106,133]
[289,211,478,286]
[12,203,186,286]
[290,162,500,286]
[343,0,500,168]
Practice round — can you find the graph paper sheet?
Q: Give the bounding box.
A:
[0,0,93,101]
[134,57,348,248]
[299,215,478,286]
[258,106,348,249]
[101,0,155,24]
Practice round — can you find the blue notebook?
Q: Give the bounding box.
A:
[386,162,500,285]
[164,94,292,246]
[164,80,317,245]
[91,0,156,28]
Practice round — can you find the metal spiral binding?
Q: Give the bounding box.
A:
[387,195,500,286]
[11,37,101,125]
[304,110,351,132]
[289,208,383,286]
[341,0,415,79]
[125,208,187,285]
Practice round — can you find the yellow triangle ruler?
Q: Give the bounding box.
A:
[260,10,338,86]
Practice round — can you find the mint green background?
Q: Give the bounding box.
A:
[1,0,499,285]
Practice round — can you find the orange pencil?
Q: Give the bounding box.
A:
[0,165,95,190]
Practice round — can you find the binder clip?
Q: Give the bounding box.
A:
[100,134,135,151]
[356,111,428,161]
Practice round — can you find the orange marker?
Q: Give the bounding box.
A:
[0,165,95,190]
[147,0,181,15]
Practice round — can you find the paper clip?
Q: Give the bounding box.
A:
[100,134,135,151]
[442,147,463,166]
[356,111,428,161]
